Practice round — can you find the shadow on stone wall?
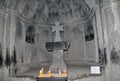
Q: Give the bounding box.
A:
[0,43,3,66]
[99,48,107,65]
[26,25,35,44]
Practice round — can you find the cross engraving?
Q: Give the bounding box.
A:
[49,21,67,73]
[52,21,63,42]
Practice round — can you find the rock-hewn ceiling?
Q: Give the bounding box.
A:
[0,0,92,23]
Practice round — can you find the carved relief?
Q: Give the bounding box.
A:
[1,0,91,23]
[0,0,99,65]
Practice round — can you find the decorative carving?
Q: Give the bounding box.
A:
[1,0,91,23]
[52,21,63,42]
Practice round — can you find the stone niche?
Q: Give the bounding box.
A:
[16,19,98,67]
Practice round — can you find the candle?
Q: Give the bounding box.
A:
[38,67,44,77]
[59,70,62,77]
[39,70,43,77]
[47,70,52,77]
[63,69,67,77]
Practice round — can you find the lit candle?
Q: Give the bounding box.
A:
[47,70,52,77]
[63,69,67,77]
[41,67,44,72]
[38,67,44,77]
[39,70,43,77]
[59,70,62,77]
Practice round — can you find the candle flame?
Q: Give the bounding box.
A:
[41,67,44,72]
[47,70,52,77]
[38,67,44,77]
[63,69,67,77]
[38,70,43,77]
[38,68,67,77]
[59,70,62,76]
[58,69,67,77]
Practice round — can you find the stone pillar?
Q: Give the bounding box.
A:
[0,9,6,59]
[110,0,120,30]
[21,21,26,64]
[3,9,9,60]
[50,50,67,72]
[95,4,104,49]
[103,0,120,81]
[110,0,120,50]
[101,6,112,81]
[9,10,16,57]
[106,1,120,81]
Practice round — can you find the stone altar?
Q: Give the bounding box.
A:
[37,21,69,81]
[49,21,70,73]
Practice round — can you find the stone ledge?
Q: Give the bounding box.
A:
[36,77,67,81]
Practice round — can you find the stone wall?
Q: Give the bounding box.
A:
[0,0,105,66]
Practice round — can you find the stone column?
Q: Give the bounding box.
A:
[110,0,120,50]
[9,10,16,57]
[0,9,6,59]
[110,0,120,30]
[3,9,9,60]
[104,0,120,81]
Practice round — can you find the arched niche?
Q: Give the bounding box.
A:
[25,25,35,43]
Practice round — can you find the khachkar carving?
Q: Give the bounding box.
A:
[50,21,65,73]
[46,21,70,74]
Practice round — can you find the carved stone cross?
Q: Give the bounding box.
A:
[50,21,67,73]
[52,21,63,42]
